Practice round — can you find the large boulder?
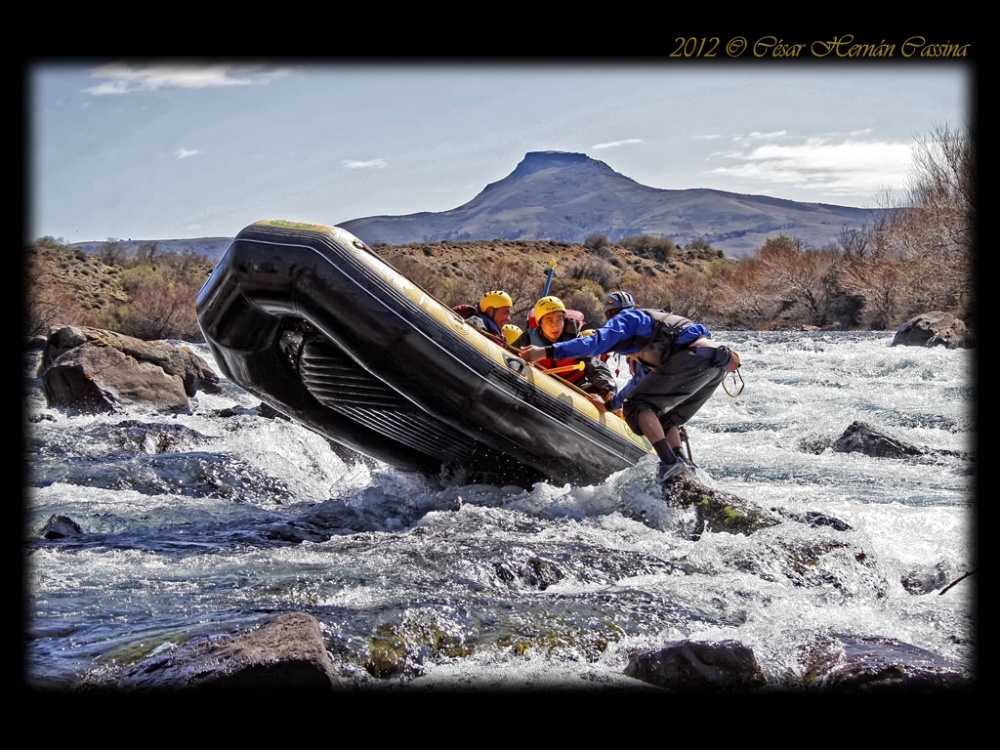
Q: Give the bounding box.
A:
[120,613,340,691]
[38,326,220,413]
[833,421,925,459]
[800,634,973,691]
[891,312,973,349]
[624,640,766,691]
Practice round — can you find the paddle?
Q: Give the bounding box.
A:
[528,259,559,329]
[541,258,557,297]
[538,361,585,376]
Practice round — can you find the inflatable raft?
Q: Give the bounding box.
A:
[196,220,653,486]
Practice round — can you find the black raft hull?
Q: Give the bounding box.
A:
[196,220,652,486]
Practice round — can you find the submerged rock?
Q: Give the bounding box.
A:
[364,621,474,680]
[493,554,565,590]
[99,419,213,454]
[772,508,852,531]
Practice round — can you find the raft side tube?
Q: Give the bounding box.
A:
[197,220,652,485]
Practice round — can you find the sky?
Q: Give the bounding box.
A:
[28,58,973,244]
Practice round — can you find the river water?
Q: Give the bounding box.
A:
[23,331,976,690]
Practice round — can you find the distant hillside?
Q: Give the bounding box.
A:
[342,151,880,258]
[69,237,234,264]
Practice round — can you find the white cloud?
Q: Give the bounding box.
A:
[84,80,133,96]
[175,148,200,159]
[708,134,913,199]
[733,131,788,143]
[83,64,295,95]
[592,138,642,150]
[343,159,387,169]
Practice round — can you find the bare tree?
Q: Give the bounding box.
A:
[835,122,974,327]
[98,238,127,266]
[754,237,841,327]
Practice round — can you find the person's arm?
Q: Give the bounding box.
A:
[522,309,649,362]
[607,361,647,412]
[584,357,617,400]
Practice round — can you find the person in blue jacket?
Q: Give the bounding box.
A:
[520,290,737,483]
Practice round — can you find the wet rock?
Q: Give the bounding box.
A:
[120,613,339,691]
[257,401,291,420]
[624,640,766,691]
[101,420,212,454]
[211,405,263,418]
[262,521,334,544]
[800,634,973,691]
[38,326,220,414]
[39,514,83,540]
[780,540,883,592]
[902,565,976,596]
[833,421,925,459]
[326,438,376,466]
[663,475,781,538]
[493,555,565,590]
[891,311,974,349]
[901,562,953,595]
[773,508,852,531]
[364,621,473,680]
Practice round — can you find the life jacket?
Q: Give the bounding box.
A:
[528,320,586,385]
[452,304,506,346]
[452,304,478,320]
[630,310,700,369]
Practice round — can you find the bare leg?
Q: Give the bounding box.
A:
[638,409,680,465]
[638,410,682,449]
[665,424,681,450]
[637,409,665,443]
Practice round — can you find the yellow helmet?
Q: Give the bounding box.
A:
[533,295,566,323]
[502,324,523,346]
[480,290,513,312]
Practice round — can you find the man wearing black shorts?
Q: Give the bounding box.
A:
[520,291,736,483]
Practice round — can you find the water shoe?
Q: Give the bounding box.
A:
[657,456,694,484]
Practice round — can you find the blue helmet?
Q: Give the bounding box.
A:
[604,291,636,317]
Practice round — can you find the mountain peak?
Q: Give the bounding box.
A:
[475,151,629,199]
[509,151,615,179]
[517,150,591,167]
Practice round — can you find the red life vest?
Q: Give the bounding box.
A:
[527,327,585,385]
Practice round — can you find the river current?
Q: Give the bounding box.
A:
[23,331,976,690]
